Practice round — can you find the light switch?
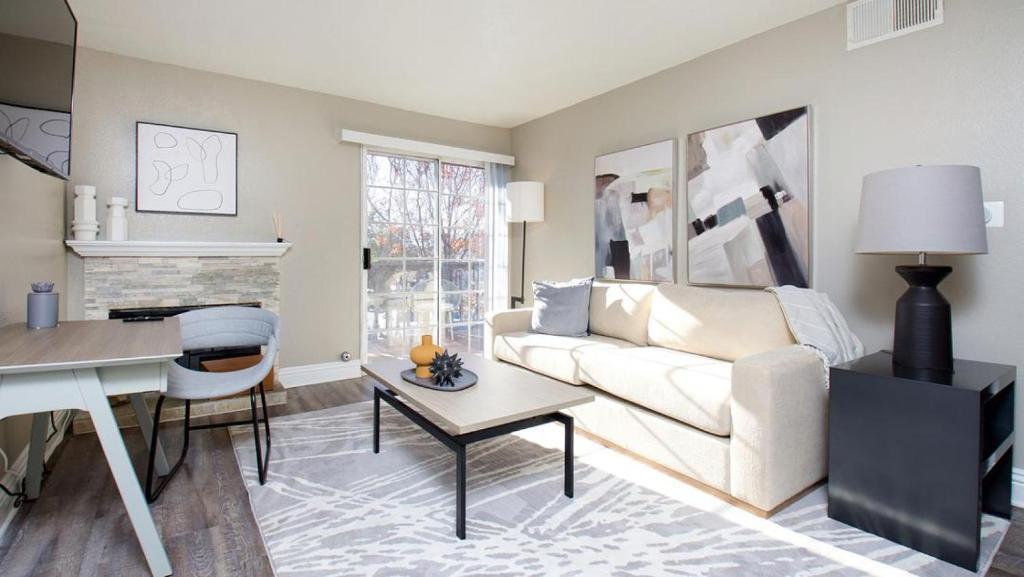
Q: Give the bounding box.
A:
[984,201,1004,228]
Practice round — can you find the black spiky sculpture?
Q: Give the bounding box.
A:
[429,349,465,387]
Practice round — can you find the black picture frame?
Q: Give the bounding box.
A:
[134,120,239,217]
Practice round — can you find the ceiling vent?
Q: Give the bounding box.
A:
[847,0,943,50]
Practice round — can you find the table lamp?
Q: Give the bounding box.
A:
[507,181,545,308]
[855,165,987,372]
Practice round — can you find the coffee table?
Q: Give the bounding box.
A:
[362,355,594,539]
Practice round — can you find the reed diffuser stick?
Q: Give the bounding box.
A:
[273,213,284,242]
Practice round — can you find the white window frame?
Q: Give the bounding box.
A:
[359,147,490,362]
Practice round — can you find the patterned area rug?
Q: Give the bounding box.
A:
[230,402,1007,577]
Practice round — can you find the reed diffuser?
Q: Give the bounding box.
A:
[273,213,284,243]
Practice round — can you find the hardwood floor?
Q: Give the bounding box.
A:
[0,377,375,577]
[992,523,1024,577]
[0,374,1021,576]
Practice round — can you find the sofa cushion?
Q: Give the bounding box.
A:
[531,277,593,337]
[647,285,794,362]
[588,282,656,346]
[492,331,635,385]
[578,347,733,436]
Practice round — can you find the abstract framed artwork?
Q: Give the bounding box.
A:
[595,139,676,282]
[136,121,238,215]
[685,106,810,288]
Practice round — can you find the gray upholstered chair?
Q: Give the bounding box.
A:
[145,306,279,502]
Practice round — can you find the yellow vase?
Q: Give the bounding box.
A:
[411,334,443,379]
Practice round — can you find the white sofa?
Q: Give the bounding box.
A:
[485,281,827,515]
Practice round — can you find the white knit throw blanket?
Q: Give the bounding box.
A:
[765,285,864,388]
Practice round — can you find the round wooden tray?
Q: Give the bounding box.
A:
[400,368,478,391]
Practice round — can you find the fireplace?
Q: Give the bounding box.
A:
[67,242,292,435]
[109,302,263,371]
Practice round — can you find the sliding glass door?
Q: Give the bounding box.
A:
[364,152,489,359]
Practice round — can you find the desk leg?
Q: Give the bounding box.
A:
[76,369,172,577]
[130,393,170,477]
[24,413,49,500]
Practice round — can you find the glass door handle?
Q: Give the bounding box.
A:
[363,248,372,270]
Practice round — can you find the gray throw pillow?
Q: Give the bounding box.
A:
[530,277,593,337]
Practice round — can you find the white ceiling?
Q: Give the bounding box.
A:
[67,0,844,128]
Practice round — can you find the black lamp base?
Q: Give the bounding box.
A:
[510,220,528,309]
[893,265,953,372]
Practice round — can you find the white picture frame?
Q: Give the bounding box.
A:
[135,121,238,216]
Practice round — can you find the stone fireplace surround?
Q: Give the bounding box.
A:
[66,240,290,320]
[65,240,293,433]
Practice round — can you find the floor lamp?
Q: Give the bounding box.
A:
[507,181,545,308]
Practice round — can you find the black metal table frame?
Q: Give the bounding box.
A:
[373,385,574,539]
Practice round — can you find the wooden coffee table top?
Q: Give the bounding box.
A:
[362,355,593,435]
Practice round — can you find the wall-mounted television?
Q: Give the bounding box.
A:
[0,0,77,180]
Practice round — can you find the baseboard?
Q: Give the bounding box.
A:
[1012,467,1024,508]
[0,410,74,539]
[278,361,362,388]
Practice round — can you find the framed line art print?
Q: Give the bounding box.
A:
[136,121,238,215]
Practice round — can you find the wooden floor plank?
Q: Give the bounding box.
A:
[993,520,1024,576]
[0,374,1020,576]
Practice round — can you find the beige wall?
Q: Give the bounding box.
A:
[0,156,66,477]
[511,1,1024,456]
[67,48,511,367]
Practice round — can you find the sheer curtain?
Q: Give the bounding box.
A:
[486,163,510,313]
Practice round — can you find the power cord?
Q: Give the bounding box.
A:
[0,447,27,508]
[41,411,62,476]
[0,410,66,508]
[0,479,27,508]
[46,411,58,442]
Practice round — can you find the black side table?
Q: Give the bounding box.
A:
[828,351,1015,571]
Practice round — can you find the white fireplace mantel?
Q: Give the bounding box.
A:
[66,240,293,258]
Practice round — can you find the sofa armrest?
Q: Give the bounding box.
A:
[484,308,532,360]
[730,345,828,512]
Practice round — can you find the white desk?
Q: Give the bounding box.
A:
[0,319,182,577]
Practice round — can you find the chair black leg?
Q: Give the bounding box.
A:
[144,396,164,502]
[145,396,191,503]
[250,387,269,485]
[258,381,272,482]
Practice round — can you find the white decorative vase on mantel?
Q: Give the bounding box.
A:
[71,185,99,241]
[106,197,129,241]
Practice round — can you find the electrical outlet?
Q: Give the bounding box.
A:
[984,201,1004,228]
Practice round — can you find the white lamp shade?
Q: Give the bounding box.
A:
[855,165,988,255]
[507,181,544,223]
